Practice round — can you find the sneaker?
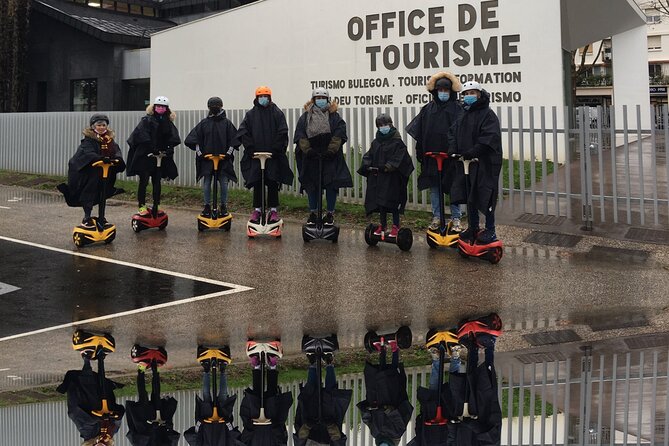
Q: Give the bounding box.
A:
[201,204,211,218]
[220,204,229,217]
[268,210,280,223]
[323,212,334,226]
[323,352,334,365]
[388,225,399,238]
[449,344,465,361]
[428,347,441,362]
[138,205,150,216]
[81,217,95,228]
[373,225,384,236]
[428,216,440,231]
[450,218,462,232]
[307,212,317,225]
[326,423,342,441]
[476,333,497,350]
[459,226,480,243]
[248,354,261,369]
[249,209,261,224]
[477,228,498,244]
[267,355,279,369]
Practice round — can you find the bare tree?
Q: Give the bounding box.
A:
[648,0,669,16]
[570,41,607,107]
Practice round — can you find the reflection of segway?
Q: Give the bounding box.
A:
[72,159,120,247]
[301,334,339,424]
[247,152,282,238]
[424,152,460,249]
[246,341,283,426]
[363,326,413,353]
[131,152,169,232]
[454,155,504,264]
[302,154,339,243]
[197,154,232,232]
[130,344,169,426]
[197,345,232,423]
[71,330,122,442]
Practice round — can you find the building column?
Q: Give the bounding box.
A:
[611,25,651,129]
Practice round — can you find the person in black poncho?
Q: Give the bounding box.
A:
[237,86,294,225]
[185,97,240,217]
[57,114,125,228]
[358,113,414,238]
[126,96,181,216]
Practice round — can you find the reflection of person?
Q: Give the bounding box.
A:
[358,113,414,238]
[294,88,352,226]
[406,71,464,232]
[57,348,125,446]
[57,113,126,227]
[237,86,294,224]
[125,345,180,446]
[185,97,240,218]
[357,341,413,446]
[126,96,181,216]
[240,341,293,446]
[294,336,351,446]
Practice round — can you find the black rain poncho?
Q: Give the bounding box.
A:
[448,90,503,213]
[292,378,352,446]
[184,110,240,182]
[239,387,293,446]
[358,129,414,215]
[237,100,294,188]
[184,395,245,446]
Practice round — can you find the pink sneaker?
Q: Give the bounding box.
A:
[373,225,384,236]
[249,354,261,369]
[267,354,279,369]
[268,210,280,223]
[388,225,399,237]
[249,210,261,224]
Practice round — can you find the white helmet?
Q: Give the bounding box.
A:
[154,96,170,106]
[312,87,329,99]
[461,81,482,93]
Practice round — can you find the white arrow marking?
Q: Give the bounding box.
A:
[0,282,20,296]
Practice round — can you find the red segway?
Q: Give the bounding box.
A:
[454,155,504,264]
[132,152,169,232]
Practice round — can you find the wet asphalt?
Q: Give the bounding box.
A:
[0,185,668,390]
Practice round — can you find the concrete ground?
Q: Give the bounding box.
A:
[0,185,668,393]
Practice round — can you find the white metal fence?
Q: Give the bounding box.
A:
[0,106,667,228]
[0,348,667,446]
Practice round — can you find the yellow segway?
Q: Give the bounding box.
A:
[197,154,233,232]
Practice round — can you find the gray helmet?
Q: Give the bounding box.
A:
[207,96,223,108]
[312,87,329,99]
[375,113,393,127]
[89,113,109,127]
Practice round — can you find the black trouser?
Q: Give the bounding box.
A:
[253,181,279,208]
[379,207,400,228]
[137,367,160,407]
[138,170,161,206]
[252,368,279,398]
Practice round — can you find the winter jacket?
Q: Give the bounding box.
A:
[406,72,463,191]
[294,100,353,194]
[184,394,245,446]
[185,110,240,182]
[292,378,352,446]
[448,89,503,213]
[238,100,294,187]
[125,396,180,446]
[239,387,293,446]
[358,128,414,215]
[57,128,126,207]
[126,104,181,179]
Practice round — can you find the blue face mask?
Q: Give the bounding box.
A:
[315,98,328,109]
[438,92,450,102]
[463,95,478,106]
[257,97,269,107]
[378,125,391,135]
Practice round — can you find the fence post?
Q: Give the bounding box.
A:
[579,108,594,231]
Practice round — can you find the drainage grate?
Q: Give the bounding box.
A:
[515,351,567,364]
[586,245,650,264]
[524,231,582,248]
[587,312,649,332]
[523,330,582,346]
[625,227,669,244]
[624,332,669,350]
[516,213,566,226]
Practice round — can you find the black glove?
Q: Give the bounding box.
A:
[383,163,396,173]
[368,167,379,176]
[101,157,111,164]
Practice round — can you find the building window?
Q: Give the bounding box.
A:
[116,1,128,12]
[650,64,663,78]
[647,15,661,24]
[649,35,662,50]
[71,79,97,111]
[142,6,154,16]
[101,0,115,10]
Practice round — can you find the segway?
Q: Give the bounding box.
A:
[130,344,169,425]
[247,152,282,238]
[132,152,169,232]
[424,152,460,249]
[246,340,283,426]
[197,154,232,232]
[302,153,339,243]
[301,334,339,424]
[196,345,232,423]
[363,326,413,353]
[454,155,504,264]
[364,221,413,251]
[72,158,120,247]
[423,331,449,426]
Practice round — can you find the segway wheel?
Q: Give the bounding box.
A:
[73,232,84,247]
[302,228,310,243]
[397,228,413,251]
[197,220,206,232]
[159,219,168,230]
[396,326,413,349]
[331,227,339,244]
[488,247,503,264]
[458,246,469,259]
[104,230,116,244]
[364,224,378,246]
[426,232,438,249]
[363,331,378,353]
[222,220,231,232]
[131,219,141,233]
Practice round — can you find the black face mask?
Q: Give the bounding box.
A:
[209,107,221,116]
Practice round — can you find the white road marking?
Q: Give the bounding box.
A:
[0,282,20,296]
[0,235,254,342]
[0,206,10,209]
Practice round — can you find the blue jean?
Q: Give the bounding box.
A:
[308,188,338,213]
[202,369,228,403]
[467,204,495,231]
[429,355,461,390]
[430,187,462,219]
[203,171,228,205]
[307,364,336,391]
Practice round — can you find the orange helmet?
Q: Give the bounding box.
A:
[255,86,272,97]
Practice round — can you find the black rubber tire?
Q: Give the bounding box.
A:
[223,221,231,232]
[458,246,470,259]
[396,326,413,349]
[105,231,116,244]
[426,232,438,248]
[363,331,378,353]
[131,219,141,233]
[159,220,168,230]
[488,247,503,264]
[364,224,378,246]
[397,228,413,251]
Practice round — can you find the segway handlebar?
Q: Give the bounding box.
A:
[92,158,121,179]
[203,153,226,171]
[423,152,449,171]
[450,154,479,175]
[148,151,169,168]
[253,152,273,170]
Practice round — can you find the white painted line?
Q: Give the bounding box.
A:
[0,282,20,296]
[0,235,254,342]
[0,368,9,372]
[0,206,10,209]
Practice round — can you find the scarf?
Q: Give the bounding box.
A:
[305,103,331,138]
[96,132,115,157]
